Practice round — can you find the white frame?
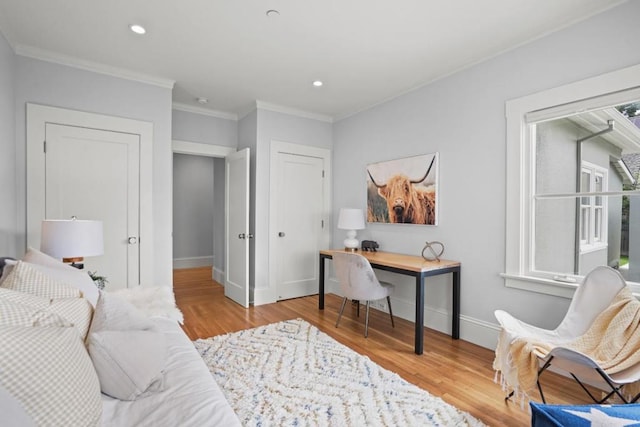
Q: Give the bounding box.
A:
[503,63,640,298]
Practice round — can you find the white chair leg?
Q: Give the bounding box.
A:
[364,301,371,338]
[387,296,395,328]
[336,297,348,328]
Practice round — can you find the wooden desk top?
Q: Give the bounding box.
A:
[320,249,460,273]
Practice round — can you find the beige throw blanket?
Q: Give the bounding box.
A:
[494,286,640,402]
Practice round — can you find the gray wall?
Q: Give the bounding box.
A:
[332,0,640,343]
[172,109,237,147]
[13,56,173,287]
[172,153,214,264]
[0,32,15,256]
[213,157,225,278]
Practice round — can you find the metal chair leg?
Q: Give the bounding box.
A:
[387,296,395,328]
[336,297,348,328]
[364,301,370,338]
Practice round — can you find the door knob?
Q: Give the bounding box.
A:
[128,236,137,244]
[278,232,285,237]
[238,233,245,239]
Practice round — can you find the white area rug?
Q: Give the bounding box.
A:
[194,318,485,426]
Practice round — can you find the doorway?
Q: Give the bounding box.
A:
[171,140,234,285]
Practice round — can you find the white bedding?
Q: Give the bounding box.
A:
[101,318,240,427]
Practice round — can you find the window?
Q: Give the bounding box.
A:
[580,163,607,250]
[504,64,640,297]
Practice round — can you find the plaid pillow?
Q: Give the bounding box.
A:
[0,325,102,426]
[1,261,81,299]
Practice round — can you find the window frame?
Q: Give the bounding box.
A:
[503,63,640,299]
[579,162,608,252]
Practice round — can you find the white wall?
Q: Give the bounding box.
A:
[333,0,640,348]
[14,56,174,287]
[172,153,214,267]
[0,32,15,256]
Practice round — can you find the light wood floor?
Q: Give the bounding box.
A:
[174,267,596,427]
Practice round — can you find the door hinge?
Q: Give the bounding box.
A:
[322,170,325,178]
[321,220,324,228]
[43,140,46,153]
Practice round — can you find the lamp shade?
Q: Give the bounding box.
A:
[337,208,365,230]
[41,219,104,259]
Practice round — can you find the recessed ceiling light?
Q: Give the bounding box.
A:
[266,9,280,17]
[129,24,146,35]
[312,80,323,87]
[197,97,209,105]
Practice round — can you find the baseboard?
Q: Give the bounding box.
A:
[212,267,225,284]
[326,278,500,350]
[172,256,213,269]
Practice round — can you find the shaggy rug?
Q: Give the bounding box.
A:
[194,318,485,426]
[111,286,183,323]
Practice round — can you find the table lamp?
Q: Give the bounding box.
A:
[337,208,365,251]
[40,218,104,269]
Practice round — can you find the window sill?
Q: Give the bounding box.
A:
[502,272,640,299]
[501,273,577,299]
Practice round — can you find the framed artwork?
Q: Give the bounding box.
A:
[366,153,438,225]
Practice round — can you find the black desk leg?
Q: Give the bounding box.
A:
[414,274,425,355]
[452,267,460,339]
[319,255,325,310]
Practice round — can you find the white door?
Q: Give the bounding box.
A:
[225,148,250,307]
[274,152,326,300]
[45,123,140,289]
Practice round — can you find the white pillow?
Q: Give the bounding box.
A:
[88,330,167,400]
[1,261,81,299]
[0,325,102,426]
[23,248,99,306]
[89,291,155,334]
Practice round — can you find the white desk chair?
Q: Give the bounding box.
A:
[333,252,395,338]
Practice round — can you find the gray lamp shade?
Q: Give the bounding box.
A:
[41,219,104,259]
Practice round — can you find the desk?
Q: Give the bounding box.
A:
[319,249,461,355]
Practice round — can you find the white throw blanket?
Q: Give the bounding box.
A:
[111,287,183,324]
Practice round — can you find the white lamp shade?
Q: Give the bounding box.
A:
[337,208,365,230]
[41,219,104,259]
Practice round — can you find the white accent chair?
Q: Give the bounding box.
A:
[495,266,640,404]
[333,252,394,338]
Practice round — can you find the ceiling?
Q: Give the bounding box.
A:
[0,0,625,120]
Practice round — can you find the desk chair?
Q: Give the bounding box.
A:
[333,252,395,338]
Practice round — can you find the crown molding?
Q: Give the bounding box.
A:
[172,102,237,121]
[255,100,333,123]
[14,44,175,89]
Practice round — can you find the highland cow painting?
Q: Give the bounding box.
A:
[366,153,438,225]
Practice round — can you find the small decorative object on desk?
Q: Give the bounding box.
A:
[422,241,444,262]
[361,240,379,252]
[88,271,108,290]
